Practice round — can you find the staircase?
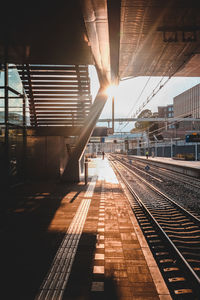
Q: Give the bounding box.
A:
[17,64,92,127]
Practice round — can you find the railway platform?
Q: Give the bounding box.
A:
[1,157,171,300]
[131,155,200,178]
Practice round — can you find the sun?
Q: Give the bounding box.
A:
[105,85,118,98]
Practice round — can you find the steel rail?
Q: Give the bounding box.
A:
[128,155,200,190]
[114,155,200,223]
[110,158,200,295]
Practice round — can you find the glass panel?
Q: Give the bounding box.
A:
[8,65,23,93]
[0,69,4,86]
[89,65,99,102]
[8,127,24,185]
[0,71,4,123]
[0,99,4,123]
[26,96,30,126]
[8,97,23,125]
[0,125,5,184]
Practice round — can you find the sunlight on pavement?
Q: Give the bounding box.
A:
[89,158,118,184]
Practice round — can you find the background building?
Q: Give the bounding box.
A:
[173,83,200,137]
[157,104,175,139]
[174,83,200,119]
[158,105,174,118]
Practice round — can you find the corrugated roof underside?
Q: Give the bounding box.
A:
[119,0,200,78]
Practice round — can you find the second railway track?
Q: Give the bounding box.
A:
[113,154,200,219]
[109,155,200,299]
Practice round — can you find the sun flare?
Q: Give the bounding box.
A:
[105,85,118,98]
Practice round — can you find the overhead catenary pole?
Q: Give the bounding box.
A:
[195,143,198,161]
[112,96,114,132]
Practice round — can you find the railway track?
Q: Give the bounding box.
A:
[112,154,200,219]
[117,154,200,190]
[109,156,200,299]
[129,155,200,190]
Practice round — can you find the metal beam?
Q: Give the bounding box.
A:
[25,64,37,126]
[107,0,121,84]
[22,93,27,180]
[4,63,9,185]
[107,0,121,133]
[26,126,83,136]
[98,117,200,122]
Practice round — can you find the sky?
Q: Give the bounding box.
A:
[0,68,25,124]
[89,66,200,132]
[1,65,200,131]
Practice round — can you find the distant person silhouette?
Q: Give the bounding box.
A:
[102,151,105,160]
[146,151,149,159]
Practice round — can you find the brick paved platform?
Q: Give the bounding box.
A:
[0,157,172,300]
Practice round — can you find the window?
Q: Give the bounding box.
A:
[169,124,175,129]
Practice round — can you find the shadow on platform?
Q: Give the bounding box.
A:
[0,181,86,300]
[1,180,126,300]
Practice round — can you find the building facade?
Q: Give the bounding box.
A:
[158,105,174,118]
[173,83,200,134]
[174,83,200,118]
[157,104,175,138]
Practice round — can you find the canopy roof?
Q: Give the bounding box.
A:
[1,0,200,83]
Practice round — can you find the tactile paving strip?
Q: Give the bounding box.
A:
[92,182,105,293]
[35,176,97,300]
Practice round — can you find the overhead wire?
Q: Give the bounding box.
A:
[117,43,170,132]
[134,39,197,117]
[118,40,195,132]
[138,104,200,142]
[117,0,200,133]
[128,43,170,117]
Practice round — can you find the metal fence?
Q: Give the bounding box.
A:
[128,141,200,161]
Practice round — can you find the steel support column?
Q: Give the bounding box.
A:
[22,93,27,179]
[107,0,121,134]
[4,63,9,184]
[107,0,121,84]
[4,63,8,139]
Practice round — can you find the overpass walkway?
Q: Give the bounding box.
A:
[1,158,171,300]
